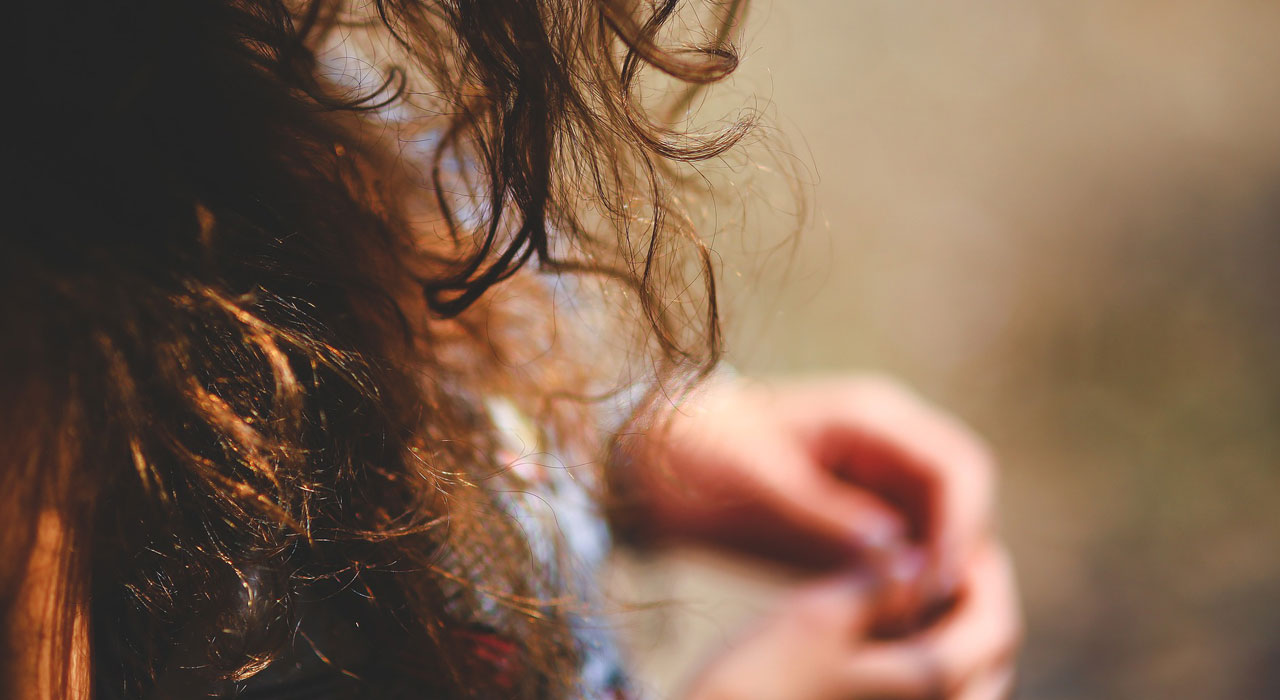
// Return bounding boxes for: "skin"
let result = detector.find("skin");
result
[627,375,1022,700]
[683,544,1019,700]
[15,375,1017,700]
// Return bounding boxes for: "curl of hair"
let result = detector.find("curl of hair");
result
[5,0,755,696]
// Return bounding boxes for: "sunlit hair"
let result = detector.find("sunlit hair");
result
[6,0,754,697]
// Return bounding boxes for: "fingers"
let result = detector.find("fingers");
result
[683,544,1019,700]
[683,572,885,700]
[781,468,911,558]
[783,570,882,632]
[802,377,996,597]
[700,443,913,569]
[841,543,1021,698]
[914,544,1020,690]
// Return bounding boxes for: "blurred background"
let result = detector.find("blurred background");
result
[609,1,1280,698]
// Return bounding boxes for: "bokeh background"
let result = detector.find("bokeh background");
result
[609,2,1280,698]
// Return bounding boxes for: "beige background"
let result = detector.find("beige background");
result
[612,2,1280,698]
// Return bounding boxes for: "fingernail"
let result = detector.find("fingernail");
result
[855,518,905,557]
[887,548,927,585]
[870,552,927,638]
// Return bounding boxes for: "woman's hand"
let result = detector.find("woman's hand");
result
[624,375,997,598]
[619,374,1020,697]
[684,542,1020,700]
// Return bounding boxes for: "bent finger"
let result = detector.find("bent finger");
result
[810,379,996,596]
[839,543,1020,697]
[780,471,911,560]
[920,543,1021,688]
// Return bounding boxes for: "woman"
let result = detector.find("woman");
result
[6,0,1019,698]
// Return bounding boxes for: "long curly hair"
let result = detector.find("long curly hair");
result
[4,0,754,697]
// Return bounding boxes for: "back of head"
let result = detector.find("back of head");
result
[6,1,750,696]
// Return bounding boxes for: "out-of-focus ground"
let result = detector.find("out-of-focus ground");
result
[609,2,1280,698]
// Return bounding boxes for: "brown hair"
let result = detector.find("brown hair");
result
[6,0,753,697]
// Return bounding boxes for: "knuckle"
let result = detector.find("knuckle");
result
[952,434,997,489]
[966,434,998,475]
